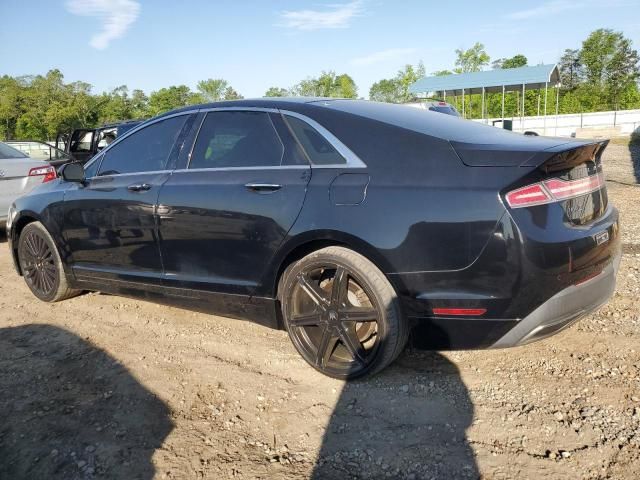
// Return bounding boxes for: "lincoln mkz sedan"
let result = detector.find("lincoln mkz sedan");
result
[6,98,620,379]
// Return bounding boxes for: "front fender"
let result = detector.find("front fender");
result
[8,183,69,276]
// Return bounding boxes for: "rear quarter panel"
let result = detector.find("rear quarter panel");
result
[286,107,529,275]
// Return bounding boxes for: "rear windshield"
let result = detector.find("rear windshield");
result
[0,142,28,159]
[428,106,460,117]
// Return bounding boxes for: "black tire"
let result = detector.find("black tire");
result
[18,222,80,302]
[279,246,408,379]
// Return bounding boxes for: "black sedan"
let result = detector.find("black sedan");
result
[6,98,620,379]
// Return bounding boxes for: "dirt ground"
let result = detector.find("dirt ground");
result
[1,141,639,480]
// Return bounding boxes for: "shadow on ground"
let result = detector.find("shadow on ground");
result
[0,324,173,479]
[312,350,478,479]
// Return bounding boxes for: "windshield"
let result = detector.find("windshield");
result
[429,106,460,117]
[0,142,28,159]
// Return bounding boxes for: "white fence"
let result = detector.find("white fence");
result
[475,109,640,137]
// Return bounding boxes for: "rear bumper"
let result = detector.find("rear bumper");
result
[395,205,620,350]
[490,249,620,348]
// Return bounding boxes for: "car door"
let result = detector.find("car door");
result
[62,114,190,284]
[67,129,96,163]
[156,109,311,296]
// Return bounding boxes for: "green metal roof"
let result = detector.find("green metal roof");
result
[409,64,560,96]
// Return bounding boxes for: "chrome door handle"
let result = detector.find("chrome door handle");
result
[244,183,282,192]
[127,183,152,192]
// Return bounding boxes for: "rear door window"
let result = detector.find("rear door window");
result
[189,111,284,169]
[283,115,346,166]
[97,115,187,176]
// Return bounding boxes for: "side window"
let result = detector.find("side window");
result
[83,155,101,178]
[269,113,309,166]
[98,115,186,176]
[284,115,346,166]
[95,127,117,151]
[189,111,284,169]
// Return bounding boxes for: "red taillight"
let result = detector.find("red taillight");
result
[432,308,487,316]
[543,174,603,200]
[506,173,604,209]
[28,165,57,183]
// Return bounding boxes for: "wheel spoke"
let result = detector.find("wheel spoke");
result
[25,234,38,258]
[315,326,338,368]
[340,306,378,323]
[289,312,322,327]
[41,269,53,292]
[35,269,44,290]
[330,266,348,307]
[298,274,328,308]
[338,324,367,364]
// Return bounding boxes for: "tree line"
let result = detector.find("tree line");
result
[0,28,638,141]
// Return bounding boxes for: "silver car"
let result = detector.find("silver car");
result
[0,142,57,228]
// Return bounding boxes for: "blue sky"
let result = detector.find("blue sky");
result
[1,0,639,98]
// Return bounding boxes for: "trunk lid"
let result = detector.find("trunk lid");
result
[0,157,53,214]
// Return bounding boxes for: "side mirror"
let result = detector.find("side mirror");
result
[60,162,85,183]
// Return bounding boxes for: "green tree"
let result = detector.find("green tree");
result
[368,62,425,103]
[454,43,490,73]
[492,54,527,69]
[148,85,198,116]
[130,89,149,118]
[292,71,358,98]
[97,85,132,124]
[432,69,453,76]
[0,75,24,140]
[559,49,583,90]
[502,54,528,69]
[396,62,425,102]
[580,29,640,107]
[197,79,229,102]
[369,79,401,103]
[223,86,243,100]
[196,79,243,102]
[264,87,289,97]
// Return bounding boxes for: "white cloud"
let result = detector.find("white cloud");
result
[278,0,364,31]
[350,48,417,66]
[66,0,141,49]
[505,0,581,20]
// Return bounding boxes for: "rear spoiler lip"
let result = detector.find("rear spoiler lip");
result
[521,139,609,170]
[449,138,609,168]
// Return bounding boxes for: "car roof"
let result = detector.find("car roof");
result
[152,98,588,151]
[154,97,336,117]
[99,120,144,129]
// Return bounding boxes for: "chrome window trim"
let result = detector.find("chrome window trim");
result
[83,105,366,177]
[86,169,173,180]
[174,165,309,173]
[98,110,197,157]
[280,110,366,168]
[190,106,367,170]
[83,152,104,180]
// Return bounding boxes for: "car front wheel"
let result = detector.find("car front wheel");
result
[18,221,80,302]
[279,246,408,379]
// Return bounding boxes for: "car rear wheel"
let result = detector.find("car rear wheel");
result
[279,246,408,379]
[18,222,80,302]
